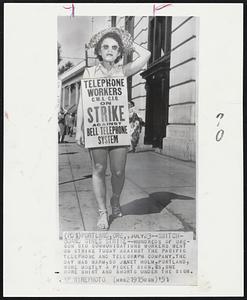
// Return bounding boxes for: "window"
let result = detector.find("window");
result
[148,17,172,63]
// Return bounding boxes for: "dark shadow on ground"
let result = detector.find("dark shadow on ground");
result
[59,175,92,185]
[59,173,110,185]
[59,152,79,155]
[59,141,76,144]
[109,192,194,224]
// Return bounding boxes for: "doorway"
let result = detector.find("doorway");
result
[141,16,172,148]
[143,65,170,148]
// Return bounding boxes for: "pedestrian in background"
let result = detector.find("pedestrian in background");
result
[128,100,145,153]
[76,27,151,230]
[66,113,75,137]
[58,109,66,143]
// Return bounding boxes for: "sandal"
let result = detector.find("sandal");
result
[110,194,123,218]
[97,209,109,230]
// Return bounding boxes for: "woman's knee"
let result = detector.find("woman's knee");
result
[93,163,106,177]
[112,169,125,179]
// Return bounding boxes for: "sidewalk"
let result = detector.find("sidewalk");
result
[59,135,196,238]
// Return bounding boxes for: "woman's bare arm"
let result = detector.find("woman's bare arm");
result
[123,43,151,77]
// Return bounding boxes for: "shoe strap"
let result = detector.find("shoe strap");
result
[98,209,108,216]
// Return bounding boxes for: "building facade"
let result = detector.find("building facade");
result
[114,16,198,161]
[113,16,151,150]
[59,61,86,111]
[163,17,197,161]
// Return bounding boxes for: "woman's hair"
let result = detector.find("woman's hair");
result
[94,32,124,64]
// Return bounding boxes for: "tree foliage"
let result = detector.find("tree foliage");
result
[57,42,62,65]
[58,61,74,75]
[65,61,74,69]
[57,42,74,75]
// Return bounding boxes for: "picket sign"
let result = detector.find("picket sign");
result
[81,76,131,148]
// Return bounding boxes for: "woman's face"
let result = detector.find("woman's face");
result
[99,37,120,63]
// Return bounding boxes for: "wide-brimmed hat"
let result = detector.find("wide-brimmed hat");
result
[87,27,134,54]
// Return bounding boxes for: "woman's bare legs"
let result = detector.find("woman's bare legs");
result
[89,146,128,225]
[109,146,128,217]
[89,147,108,229]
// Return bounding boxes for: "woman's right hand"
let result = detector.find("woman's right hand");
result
[76,132,85,148]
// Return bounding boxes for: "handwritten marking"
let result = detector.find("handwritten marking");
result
[153,3,172,16]
[63,3,75,17]
[216,129,224,142]
[216,113,224,142]
[216,112,224,127]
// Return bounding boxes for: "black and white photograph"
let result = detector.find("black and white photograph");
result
[58,16,197,233]
[57,15,198,285]
[4,3,243,296]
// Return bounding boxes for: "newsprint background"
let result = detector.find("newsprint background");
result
[4,3,243,297]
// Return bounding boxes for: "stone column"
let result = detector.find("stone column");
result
[62,87,65,109]
[75,82,79,104]
[68,85,71,106]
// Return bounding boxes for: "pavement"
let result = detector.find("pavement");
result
[59,135,196,239]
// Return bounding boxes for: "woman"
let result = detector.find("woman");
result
[76,27,151,230]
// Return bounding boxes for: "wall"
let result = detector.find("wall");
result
[131,16,149,122]
[162,17,198,161]
[115,16,149,149]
